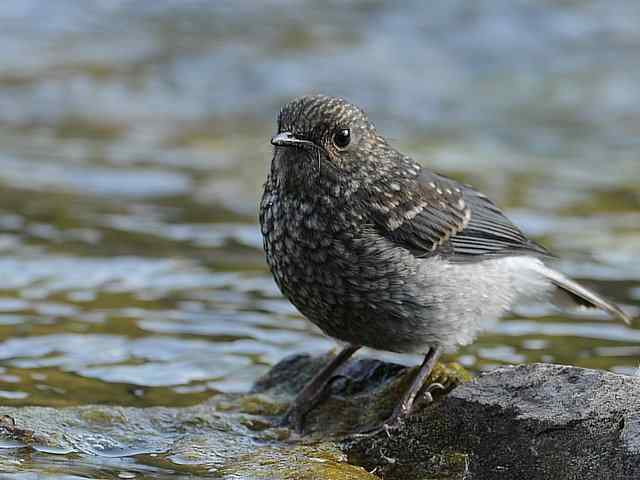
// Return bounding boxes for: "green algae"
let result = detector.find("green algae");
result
[213,443,378,480]
[236,392,288,416]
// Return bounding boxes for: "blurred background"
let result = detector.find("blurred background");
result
[0,0,638,474]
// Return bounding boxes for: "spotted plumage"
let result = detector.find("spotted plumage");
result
[260,95,631,433]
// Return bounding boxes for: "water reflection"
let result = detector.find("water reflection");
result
[0,0,638,477]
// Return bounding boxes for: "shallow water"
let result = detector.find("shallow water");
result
[0,0,639,477]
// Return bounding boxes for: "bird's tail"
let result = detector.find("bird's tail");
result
[537,265,631,325]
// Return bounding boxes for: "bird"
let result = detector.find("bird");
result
[259,94,631,434]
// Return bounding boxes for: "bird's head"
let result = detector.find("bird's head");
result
[270,95,400,194]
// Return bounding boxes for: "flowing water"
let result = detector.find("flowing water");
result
[0,1,639,477]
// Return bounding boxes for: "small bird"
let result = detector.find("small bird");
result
[259,95,631,434]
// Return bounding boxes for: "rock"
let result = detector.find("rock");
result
[252,353,469,439]
[256,354,640,479]
[0,353,638,479]
[0,379,377,479]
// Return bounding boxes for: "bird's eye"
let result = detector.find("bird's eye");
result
[333,128,351,149]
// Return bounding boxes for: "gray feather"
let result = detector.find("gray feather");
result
[538,265,631,324]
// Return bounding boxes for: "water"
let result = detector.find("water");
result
[0,0,638,477]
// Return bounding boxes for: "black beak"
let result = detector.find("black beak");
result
[271,132,309,147]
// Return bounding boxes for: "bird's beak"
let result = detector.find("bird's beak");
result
[271,132,308,147]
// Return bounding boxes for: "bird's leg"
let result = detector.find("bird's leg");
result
[280,344,361,433]
[355,345,443,437]
[393,345,443,418]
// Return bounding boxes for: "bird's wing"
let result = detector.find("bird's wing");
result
[368,169,550,260]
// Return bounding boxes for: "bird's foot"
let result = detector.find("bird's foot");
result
[351,415,404,439]
[415,381,446,408]
[274,373,346,434]
[275,403,308,434]
[351,381,446,439]
[274,345,361,435]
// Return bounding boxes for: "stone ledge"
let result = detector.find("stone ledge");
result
[1,354,639,479]
[257,354,640,479]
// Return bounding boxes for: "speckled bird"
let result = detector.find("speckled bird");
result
[259,95,631,433]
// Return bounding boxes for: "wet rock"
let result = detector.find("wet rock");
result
[0,385,376,479]
[1,353,638,479]
[257,354,640,479]
[252,353,466,440]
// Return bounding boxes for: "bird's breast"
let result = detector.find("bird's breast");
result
[259,186,416,326]
[260,190,357,288]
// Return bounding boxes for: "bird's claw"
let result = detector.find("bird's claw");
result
[418,381,446,406]
[274,405,307,434]
[351,416,404,439]
[350,380,445,439]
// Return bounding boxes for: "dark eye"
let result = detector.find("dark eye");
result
[333,128,351,149]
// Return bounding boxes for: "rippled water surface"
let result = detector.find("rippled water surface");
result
[0,1,639,477]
